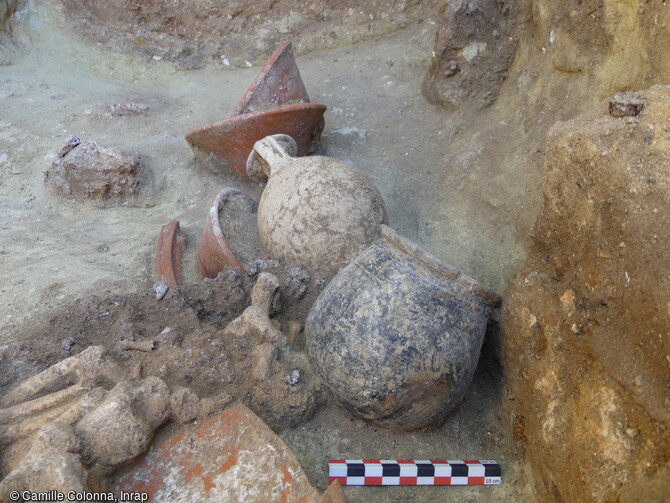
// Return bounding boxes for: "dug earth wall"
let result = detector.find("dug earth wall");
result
[502,86,670,502]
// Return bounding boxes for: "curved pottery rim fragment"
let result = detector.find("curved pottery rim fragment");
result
[197,187,259,277]
[232,40,311,116]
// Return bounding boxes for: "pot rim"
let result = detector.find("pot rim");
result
[185,103,327,137]
[381,224,460,280]
[207,187,248,270]
[380,225,502,308]
[185,103,327,178]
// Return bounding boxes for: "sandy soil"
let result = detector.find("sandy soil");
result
[1,3,451,332]
[0,2,542,335]
[1,3,539,501]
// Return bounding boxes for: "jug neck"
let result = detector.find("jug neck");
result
[246,134,297,178]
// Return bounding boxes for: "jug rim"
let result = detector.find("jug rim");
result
[381,224,460,281]
[380,225,502,308]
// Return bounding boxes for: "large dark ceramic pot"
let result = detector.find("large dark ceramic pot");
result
[305,225,500,431]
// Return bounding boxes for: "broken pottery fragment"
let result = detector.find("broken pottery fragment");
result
[45,139,142,200]
[186,41,326,178]
[196,187,264,278]
[306,225,501,431]
[116,402,346,503]
[232,40,311,116]
[248,134,388,276]
[187,104,326,178]
[155,220,186,287]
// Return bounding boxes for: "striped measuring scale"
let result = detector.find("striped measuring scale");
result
[329,459,502,486]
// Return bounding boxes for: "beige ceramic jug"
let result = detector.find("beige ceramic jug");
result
[247,134,388,276]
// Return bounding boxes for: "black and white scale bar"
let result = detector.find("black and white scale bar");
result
[329,459,501,486]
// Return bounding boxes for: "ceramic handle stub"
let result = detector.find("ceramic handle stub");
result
[246,134,298,179]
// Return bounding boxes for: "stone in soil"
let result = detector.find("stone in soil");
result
[45,139,143,201]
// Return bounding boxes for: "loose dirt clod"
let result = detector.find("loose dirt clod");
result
[609,92,644,117]
[45,140,143,201]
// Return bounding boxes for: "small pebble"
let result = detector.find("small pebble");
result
[444,60,460,77]
[153,279,169,300]
[62,337,75,351]
[609,92,644,118]
[285,264,311,300]
[254,258,281,274]
[285,369,301,386]
[56,135,81,158]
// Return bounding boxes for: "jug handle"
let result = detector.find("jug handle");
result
[246,134,297,179]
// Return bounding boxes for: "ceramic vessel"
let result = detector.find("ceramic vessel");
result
[247,134,388,276]
[185,41,326,178]
[305,225,501,431]
[185,104,325,178]
[155,220,186,286]
[197,188,259,277]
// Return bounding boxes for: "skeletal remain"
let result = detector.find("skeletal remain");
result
[225,272,287,346]
[284,320,304,345]
[0,347,130,446]
[251,343,279,381]
[0,272,302,495]
[116,339,155,352]
[0,343,239,490]
[169,385,201,424]
[0,387,104,446]
[0,383,87,425]
[0,423,88,500]
[76,377,170,473]
[1,345,125,408]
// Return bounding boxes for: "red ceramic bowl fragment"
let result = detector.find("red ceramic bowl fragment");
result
[155,220,186,286]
